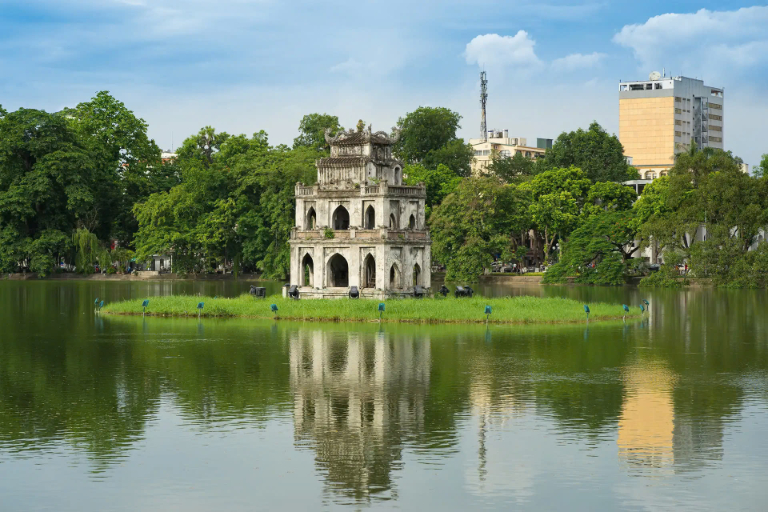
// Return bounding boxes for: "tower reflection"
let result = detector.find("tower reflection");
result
[289,328,431,502]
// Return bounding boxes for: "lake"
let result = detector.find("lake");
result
[1,280,766,511]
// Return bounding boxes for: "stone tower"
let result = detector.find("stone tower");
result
[289,125,431,298]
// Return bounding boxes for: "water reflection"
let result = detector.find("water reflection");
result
[289,328,430,502]
[617,364,676,473]
[1,281,767,510]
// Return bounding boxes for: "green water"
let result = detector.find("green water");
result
[0,281,766,511]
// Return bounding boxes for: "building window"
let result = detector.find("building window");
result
[675,108,682,114]
[709,103,722,110]
[710,136,722,143]
[675,97,682,103]
[709,125,722,132]
[710,114,722,121]
[675,131,682,137]
[675,120,682,126]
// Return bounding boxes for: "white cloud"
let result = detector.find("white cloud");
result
[551,52,606,72]
[464,31,542,72]
[613,7,768,71]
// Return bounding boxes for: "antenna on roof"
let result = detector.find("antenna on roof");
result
[480,71,488,142]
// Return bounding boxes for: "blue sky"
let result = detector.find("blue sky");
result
[1,1,766,167]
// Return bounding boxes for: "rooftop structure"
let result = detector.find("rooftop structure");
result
[469,129,545,175]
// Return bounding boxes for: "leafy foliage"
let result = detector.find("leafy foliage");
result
[394,107,473,177]
[403,164,461,217]
[430,177,529,280]
[542,122,638,182]
[293,113,342,151]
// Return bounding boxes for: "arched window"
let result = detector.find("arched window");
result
[394,167,402,185]
[389,213,398,230]
[301,253,314,287]
[413,264,421,286]
[327,254,349,287]
[408,214,416,230]
[363,254,376,289]
[365,205,375,229]
[389,264,401,289]
[332,205,349,230]
[306,207,316,230]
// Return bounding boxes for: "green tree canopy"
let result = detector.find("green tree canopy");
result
[522,166,592,262]
[403,163,461,216]
[430,177,530,280]
[0,108,102,274]
[487,151,536,183]
[544,122,638,182]
[754,153,768,178]
[394,107,473,177]
[293,113,343,152]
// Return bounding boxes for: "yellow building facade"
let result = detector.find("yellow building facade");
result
[619,97,676,175]
[619,74,724,180]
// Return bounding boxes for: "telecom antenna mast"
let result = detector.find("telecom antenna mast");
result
[480,71,488,141]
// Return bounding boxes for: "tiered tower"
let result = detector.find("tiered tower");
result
[289,125,431,298]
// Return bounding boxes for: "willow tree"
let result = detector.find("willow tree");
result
[72,228,109,273]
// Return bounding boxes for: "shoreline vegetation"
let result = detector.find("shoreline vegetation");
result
[102,295,641,325]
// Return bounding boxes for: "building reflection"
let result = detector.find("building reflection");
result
[617,362,728,475]
[617,363,676,472]
[289,328,431,502]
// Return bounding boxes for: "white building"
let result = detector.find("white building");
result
[469,130,545,175]
[289,126,431,298]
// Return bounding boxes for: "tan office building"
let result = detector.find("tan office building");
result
[619,74,724,180]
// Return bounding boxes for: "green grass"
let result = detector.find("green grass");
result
[102,294,641,325]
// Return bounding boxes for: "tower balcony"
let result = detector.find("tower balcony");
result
[290,228,430,242]
[295,181,426,199]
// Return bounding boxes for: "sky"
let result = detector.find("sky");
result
[1,1,766,168]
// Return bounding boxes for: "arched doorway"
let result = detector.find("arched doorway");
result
[408,214,416,230]
[365,205,375,229]
[327,254,349,287]
[389,213,398,230]
[363,254,376,289]
[332,206,349,230]
[301,253,314,287]
[413,263,421,286]
[389,264,401,289]
[306,207,316,230]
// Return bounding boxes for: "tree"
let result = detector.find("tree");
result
[293,113,343,152]
[402,164,461,216]
[487,152,535,183]
[430,177,529,280]
[583,181,636,219]
[754,153,768,178]
[67,91,165,245]
[544,210,640,285]
[522,167,592,263]
[394,107,473,177]
[421,139,474,178]
[544,122,638,182]
[176,126,230,168]
[0,108,100,273]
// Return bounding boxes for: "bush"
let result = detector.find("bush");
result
[106,266,117,274]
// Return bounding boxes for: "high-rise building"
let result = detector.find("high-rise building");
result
[619,73,724,180]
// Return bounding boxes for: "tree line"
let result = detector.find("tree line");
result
[1,93,765,283]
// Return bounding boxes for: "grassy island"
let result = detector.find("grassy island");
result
[102,295,640,325]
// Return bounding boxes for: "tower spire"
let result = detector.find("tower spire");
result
[480,71,488,141]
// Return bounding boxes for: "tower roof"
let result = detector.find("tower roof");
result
[324,125,399,147]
